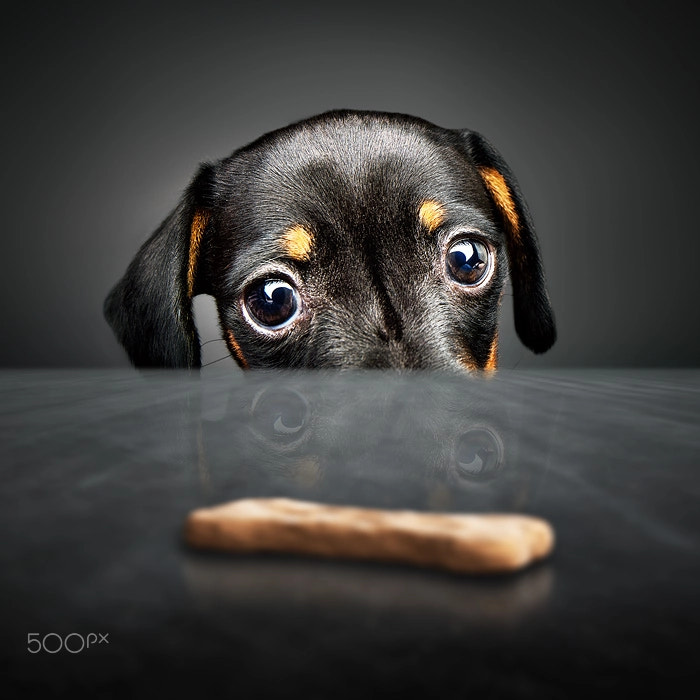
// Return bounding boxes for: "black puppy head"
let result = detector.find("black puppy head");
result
[105,110,555,370]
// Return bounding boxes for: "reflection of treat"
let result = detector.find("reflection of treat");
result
[184,498,554,574]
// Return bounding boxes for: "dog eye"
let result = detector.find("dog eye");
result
[445,239,490,286]
[245,279,300,329]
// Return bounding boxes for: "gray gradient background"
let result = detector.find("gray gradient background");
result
[2,1,698,368]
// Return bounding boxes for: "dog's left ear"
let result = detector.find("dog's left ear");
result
[457,130,556,354]
[104,164,217,368]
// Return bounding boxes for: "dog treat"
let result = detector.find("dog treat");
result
[184,498,554,574]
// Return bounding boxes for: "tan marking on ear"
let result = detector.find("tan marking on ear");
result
[281,224,314,262]
[478,167,520,241]
[225,329,249,369]
[418,200,446,233]
[485,332,499,372]
[188,210,209,297]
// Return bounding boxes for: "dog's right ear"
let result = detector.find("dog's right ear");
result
[104,163,217,368]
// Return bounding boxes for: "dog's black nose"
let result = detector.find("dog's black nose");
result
[356,337,446,371]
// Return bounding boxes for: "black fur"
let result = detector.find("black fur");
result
[105,110,556,370]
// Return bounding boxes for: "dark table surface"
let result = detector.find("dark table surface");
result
[1,367,699,697]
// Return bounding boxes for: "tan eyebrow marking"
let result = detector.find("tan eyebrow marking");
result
[281,224,314,262]
[188,210,209,297]
[418,200,446,233]
[477,167,520,241]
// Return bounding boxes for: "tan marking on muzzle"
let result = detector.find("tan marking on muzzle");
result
[458,351,478,372]
[485,331,499,372]
[225,329,249,369]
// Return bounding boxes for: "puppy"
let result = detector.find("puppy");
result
[104,110,555,370]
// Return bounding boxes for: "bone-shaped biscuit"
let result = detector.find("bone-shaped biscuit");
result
[184,498,554,574]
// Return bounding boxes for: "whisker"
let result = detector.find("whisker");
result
[202,354,233,367]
